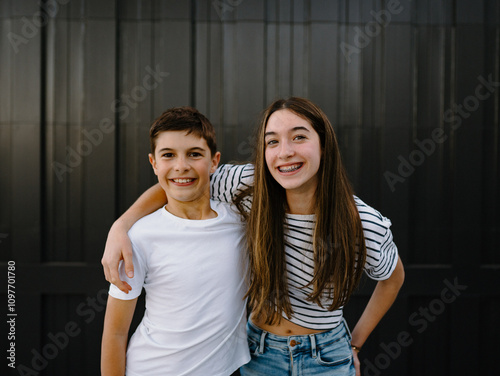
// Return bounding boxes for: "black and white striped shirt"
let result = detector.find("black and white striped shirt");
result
[211,164,398,330]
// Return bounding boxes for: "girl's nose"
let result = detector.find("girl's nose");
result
[278,141,295,159]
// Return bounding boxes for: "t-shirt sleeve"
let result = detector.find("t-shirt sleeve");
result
[356,197,399,281]
[108,240,147,300]
[210,163,254,206]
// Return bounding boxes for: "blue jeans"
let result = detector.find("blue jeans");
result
[240,318,355,376]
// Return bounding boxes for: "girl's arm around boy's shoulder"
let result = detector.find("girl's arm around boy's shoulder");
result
[102,183,166,293]
[101,296,139,376]
[210,163,255,203]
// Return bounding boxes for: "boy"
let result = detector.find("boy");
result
[101,107,250,376]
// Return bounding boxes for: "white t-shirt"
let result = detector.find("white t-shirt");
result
[109,200,250,376]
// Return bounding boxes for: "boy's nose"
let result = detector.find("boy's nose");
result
[174,157,190,171]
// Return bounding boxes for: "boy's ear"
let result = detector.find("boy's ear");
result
[210,151,221,173]
[149,153,158,175]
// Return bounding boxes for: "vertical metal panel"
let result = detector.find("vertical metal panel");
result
[235,0,265,21]
[193,13,224,133]
[407,295,452,375]
[309,22,340,122]
[7,7,43,263]
[291,21,309,97]
[221,22,264,161]
[451,22,485,270]
[15,293,43,374]
[235,21,265,148]
[45,4,117,262]
[118,8,156,212]
[411,25,452,264]
[0,13,14,261]
[310,0,341,22]
[265,22,279,100]
[45,11,85,262]
[40,293,105,375]
[379,23,413,258]
[152,20,191,109]
[207,21,224,130]
[154,0,191,20]
[479,297,500,374]
[221,20,265,162]
[277,23,293,97]
[450,297,479,375]
[1,3,44,374]
[481,0,500,263]
[82,17,117,261]
[2,1,499,375]
[195,21,210,113]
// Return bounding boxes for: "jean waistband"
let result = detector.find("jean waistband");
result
[247,317,351,356]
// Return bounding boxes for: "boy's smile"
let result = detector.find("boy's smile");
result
[170,178,195,185]
[149,131,220,219]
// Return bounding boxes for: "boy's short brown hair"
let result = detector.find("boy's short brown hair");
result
[149,107,217,155]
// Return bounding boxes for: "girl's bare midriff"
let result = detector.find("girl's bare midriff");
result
[251,314,325,336]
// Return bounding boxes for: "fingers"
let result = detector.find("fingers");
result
[101,255,114,285]
[110,279,132,294]
[122,247,134,279]
[108,259,132,294]
[101,222,135,294]
[102,253,132,294]
[352,350,361,376]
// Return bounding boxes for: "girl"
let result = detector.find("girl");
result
[102,98,404,375]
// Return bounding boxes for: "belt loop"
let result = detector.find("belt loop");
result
[309,334,317,358]
[342,318,352,340]
[258,330,268,354]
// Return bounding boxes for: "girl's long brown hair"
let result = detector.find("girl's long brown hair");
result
[235,97,367,325]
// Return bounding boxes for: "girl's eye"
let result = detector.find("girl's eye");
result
[293,135,306,141]
[266,139,277,146]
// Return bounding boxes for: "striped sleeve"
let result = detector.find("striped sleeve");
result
[355,196,399,281]
[210,164,254,207]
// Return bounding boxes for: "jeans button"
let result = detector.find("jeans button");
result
[290,340,297,347]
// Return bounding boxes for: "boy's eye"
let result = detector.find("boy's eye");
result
[189,152,202,157]
[162,153,174,158]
